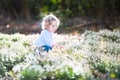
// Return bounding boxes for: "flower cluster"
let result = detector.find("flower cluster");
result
[0,29,120,80]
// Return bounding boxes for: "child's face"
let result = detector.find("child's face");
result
[48,20,58,32]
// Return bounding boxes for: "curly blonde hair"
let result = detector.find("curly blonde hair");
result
[41,14,60,29]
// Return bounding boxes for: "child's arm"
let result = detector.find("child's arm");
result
[52,43,64,49]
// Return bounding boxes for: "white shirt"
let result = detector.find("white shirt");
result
[34,30,53,47]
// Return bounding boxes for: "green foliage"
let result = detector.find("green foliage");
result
[81,30,120,78]
[1,55,25,72]
[21,68,40,80]
[31,0,120,19]
[23,42,31,47]
[0,33,33,73]
[1,0,120,20]
[55,66,83,80]
[80,30,120,55]
[0,62,6,77]
[0,30,120,79]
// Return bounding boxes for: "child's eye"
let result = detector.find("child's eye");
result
[52,25,56,27]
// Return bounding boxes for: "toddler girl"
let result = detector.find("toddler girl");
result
[34,14,60,54]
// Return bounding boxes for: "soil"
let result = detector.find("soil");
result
[0,18,119,34]
[0,19,41,34]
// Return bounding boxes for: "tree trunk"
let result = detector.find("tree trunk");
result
[21,0,31,20]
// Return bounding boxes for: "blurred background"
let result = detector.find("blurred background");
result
[0,0,120,34]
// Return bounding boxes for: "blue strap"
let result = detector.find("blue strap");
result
[42,45,52,52]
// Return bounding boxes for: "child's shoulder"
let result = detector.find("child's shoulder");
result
[41,30,47,33]
[42,30,52,34]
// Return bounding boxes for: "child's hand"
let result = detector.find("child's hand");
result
[56,44,64,49]
[53,43,64,49]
